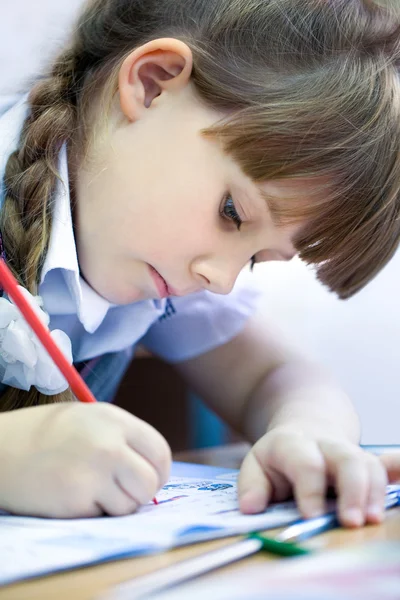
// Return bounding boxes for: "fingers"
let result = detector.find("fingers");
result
[289,448,327,519]
[250,430,328,519]
[325,447,369,527]
[267,434,327,519]
[239,430,390,529]
[115,445,160,508]
[238,433,328,518]
[87,405,172,515]
[365,454,388,524]
[118,408,172,489]
[321,442,387,527]
[267,434,387,526]
[238,450,273,514]
[93,433,166,516]
[380,453,400,483]
[97,478,140,517]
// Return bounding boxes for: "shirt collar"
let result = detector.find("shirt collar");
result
[37,144,111,333]
[1,98,161,335]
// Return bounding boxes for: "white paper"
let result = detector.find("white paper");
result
[2,463,397,588]
[0,462,302,586]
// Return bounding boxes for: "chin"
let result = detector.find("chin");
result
[87,278,145,305]
[81,264,147,305]
[106,288,147,305]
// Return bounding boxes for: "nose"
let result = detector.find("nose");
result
[193,260,240,295]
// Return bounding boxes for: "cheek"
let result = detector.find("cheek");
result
[146,217,213,265]
[146,189,221,252]
[109,154,224,259]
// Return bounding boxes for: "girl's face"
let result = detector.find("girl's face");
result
[75,84,304,305]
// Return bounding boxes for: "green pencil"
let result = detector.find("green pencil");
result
[102,532,311,599]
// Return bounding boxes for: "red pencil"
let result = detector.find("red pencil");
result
[0,258,96,403]
[0,258,158,505]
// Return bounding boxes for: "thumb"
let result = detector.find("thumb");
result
[237,450,272,514]
[380,453,400,483]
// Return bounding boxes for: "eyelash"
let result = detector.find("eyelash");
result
[221,195,257,271]
[221,195,242,231]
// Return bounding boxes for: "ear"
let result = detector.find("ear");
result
[118,38,193,121]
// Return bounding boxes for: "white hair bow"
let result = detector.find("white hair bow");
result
[0,286,72,395]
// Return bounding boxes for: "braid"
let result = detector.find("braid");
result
[1,50,78,290]
[0,49,79,410]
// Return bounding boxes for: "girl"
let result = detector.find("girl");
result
[0,0,399,523]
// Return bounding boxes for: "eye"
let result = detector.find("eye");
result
[250,255,257,271]
[220,195,242,231]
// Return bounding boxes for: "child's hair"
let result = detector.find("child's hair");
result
[1,0,400,409]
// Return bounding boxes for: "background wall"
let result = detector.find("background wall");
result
[252,256,400,444]
[1,0,399,445]
[0,1,84,95]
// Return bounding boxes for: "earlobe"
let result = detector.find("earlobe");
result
[118,39,193,121]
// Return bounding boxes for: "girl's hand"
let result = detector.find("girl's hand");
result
[380,452,400,484]
[0,403,171,518]
[238,427,388,527]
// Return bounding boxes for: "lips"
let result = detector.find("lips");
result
[149,265,173,298]
[148,265,201,298]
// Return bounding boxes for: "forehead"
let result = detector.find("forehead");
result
[257,176,332,225]
[259,176,331,200]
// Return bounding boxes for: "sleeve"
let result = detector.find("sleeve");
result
[141,270,262,363]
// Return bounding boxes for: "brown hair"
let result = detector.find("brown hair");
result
[1,0,400,409]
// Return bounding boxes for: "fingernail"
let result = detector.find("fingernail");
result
[367,505,383,523]
[240,490,266,514]
[342,508,363,527]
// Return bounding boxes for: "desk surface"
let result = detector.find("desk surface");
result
[1,443,399,600]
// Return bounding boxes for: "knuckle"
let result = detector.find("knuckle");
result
[61,405,92,434]
[344,451,364,466]
[368,456,388,485]
[269,429,301,451]
[306,453,326,472]
[92,441,125,467]
[94,402,119,417]
[339,444,365,462]
[89,403,122,429]
[365,452,383,469]
[331,447,365,472]
[294,454,325,479]
[339,449,386,482]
